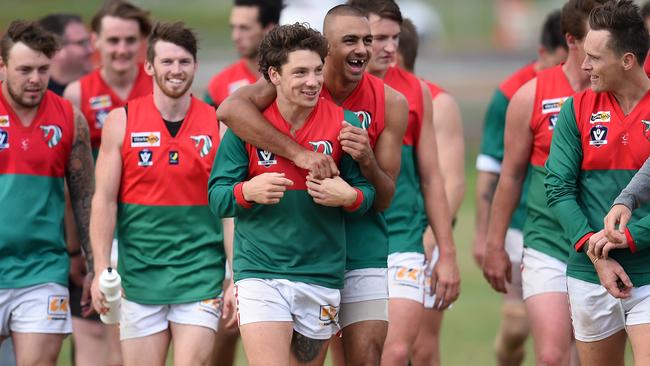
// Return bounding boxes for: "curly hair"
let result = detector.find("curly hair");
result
[1,20,60,62]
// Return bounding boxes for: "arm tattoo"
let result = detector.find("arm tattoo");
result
[291,331,325,363]
[66,111,95,273]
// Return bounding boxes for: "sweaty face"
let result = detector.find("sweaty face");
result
[61,22,93,74]
[582,29,622,93]
[146,41,196,99]
[326,15,373,83]
[1,42,51,109]
[95,16,143,74]
[230,6,266,59]
[367,14,400,76]
[271,50,324,110]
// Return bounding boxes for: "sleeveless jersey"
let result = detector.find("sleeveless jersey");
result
[546,89,650,285]
[0,88,75,288]
[524,65,576,261]
[79,64,152,153]
[321,72,388,269]
[423,79,444,100]
[208,99,375,289]
[383,66,427,254]
[205,59,258,107]
[118,95,224,304]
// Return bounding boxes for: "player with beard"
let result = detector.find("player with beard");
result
[205,0,283,108]
[90,22,226,366]
[64,0,153,158]
[344,1,460,364]
[215,5,409,364]
[0,20,94,366]
[483,1,605,364]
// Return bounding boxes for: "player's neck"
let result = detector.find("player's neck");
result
[49,64,82,86]
[153,87,192,122]
[368,67,387,80]
[101,65,139,96]
[611,69,650,115]
[562,53,590,92]
[324,68,360,105]
[1,83,39,126]
[275,94,313,134]
[243,57,261,78]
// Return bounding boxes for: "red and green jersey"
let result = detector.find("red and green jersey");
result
[383,66,427,254]
[478,63,536,230]
[546,88,650,285]
[524,65,576,261]
[118,95,225,304]
[205,59,258,107]
[321,72,387,270]
[0,88,74,289]
[208,99,375,289]
[79,64,152,154]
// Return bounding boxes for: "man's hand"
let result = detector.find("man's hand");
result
[589,229,628,259]
[593,256,633,299]
[604,204,632,243]
[429,253,460,310]
[292,150,338,179]
[242,173,293,204]
[80,271,96,318]
[90,269,108,315]
[472,237,487,268]
[339,121,373,167]
[481,242,511,293]
[306,175,357,207]
[221,280,238,329]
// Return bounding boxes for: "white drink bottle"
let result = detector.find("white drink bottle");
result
[99,267,121,324]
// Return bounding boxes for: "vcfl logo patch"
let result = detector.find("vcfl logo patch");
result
[256,148,277,167]
[589,125,608,147]
[138,149,153,166]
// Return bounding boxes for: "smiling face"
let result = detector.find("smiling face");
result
[582,29,622,93]
[1,42,51,109]
[95,16,144,74]
[146,40,196,99]
[270,49,324,110]
[367,13,400,76]
[325,15,373,83]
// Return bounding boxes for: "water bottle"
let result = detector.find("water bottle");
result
[99,267,121,324]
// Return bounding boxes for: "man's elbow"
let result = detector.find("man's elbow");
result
[373,184,396,212]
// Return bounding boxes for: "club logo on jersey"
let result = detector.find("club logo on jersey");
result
[590,111,611,123]
[354,110,372,130]
[541,97,568,114]
[47,295,69,320]
[0,115,9,127]
[190,135,213,158]
[621,132,630,146]
[89,95,112,110]
[589,124,608,147]
[309,140,333,155]
[95,109,109,129]
[257,149,277,167]
[394,266,421,287]
[228,79,251,95]
[169,151,179,165]
[131,132,161,147]
[41,125,62,148]
[548,114,558,130]
[0,129,8,150]
[319,305,339,326]
[138,149,153,167]
[642,120,650,141]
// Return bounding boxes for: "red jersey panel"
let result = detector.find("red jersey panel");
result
[80,64,152,149]
[529,65,576,167]
[574,89,650,170]
[500,62,537,100]
[0,88,74,177]
[321,72,386,147]
[119,95,219,206]
[423,79,445,100]
[384,66,424,147]
[206,59,258,107]
[246,100,346,190]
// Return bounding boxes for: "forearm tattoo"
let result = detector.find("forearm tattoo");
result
[66,112,95,273]
[291,331,325,363]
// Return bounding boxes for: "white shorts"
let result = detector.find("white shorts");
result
[0,283,72,336]
[522,247,567,300]
[568,277,650,342]
[505,229,524,263]
[424,247,440,309]
[387,252,425,304]
[120,295,222,340]
[339,268,388,327]
[235,278,340,340]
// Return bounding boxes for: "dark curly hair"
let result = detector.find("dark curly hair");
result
[1,20,60,62]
